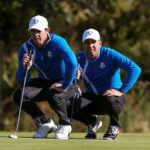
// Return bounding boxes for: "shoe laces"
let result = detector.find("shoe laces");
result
[106,126,118,135]
[37,124,49,134]
[88,121,101,133]
[87,125,96,135]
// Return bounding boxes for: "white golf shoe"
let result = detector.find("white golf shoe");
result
[33,119,57,138]
[55,125,72,140]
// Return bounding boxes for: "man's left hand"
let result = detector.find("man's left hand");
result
[102,89,124,96]
[49,83,66,93]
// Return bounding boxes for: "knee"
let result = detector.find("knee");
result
[48,89,64,101]
[107,96,124,114]
[105,96,114,106]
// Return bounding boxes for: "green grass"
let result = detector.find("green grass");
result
[0,132,150,150]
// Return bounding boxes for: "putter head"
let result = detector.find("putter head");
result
[9,134,18,139]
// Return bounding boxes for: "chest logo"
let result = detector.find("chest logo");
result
[99,62,105,69]
[47,51,52,58]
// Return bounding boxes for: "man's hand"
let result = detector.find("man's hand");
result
[76,67,82,80]
[49,83,66,93]
[23,52,33,70]
[102,89,124,96]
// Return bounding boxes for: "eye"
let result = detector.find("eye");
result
[30,29,41,34]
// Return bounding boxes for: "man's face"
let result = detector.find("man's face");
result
[83,39,102,60]
[29,28,49,48]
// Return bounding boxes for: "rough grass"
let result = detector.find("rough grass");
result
[0,132,150,150]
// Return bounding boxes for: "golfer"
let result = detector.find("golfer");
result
[68,28,142,140]
[13,15,78,140]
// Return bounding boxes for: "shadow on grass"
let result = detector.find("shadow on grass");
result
[0,135,103,140]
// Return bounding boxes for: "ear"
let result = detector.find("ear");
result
[98,40,102,46]
[45,27,50,33]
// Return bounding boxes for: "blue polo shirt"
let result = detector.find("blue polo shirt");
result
[16,33,78,89]
[76,46,141,94]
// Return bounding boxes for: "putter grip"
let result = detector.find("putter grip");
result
[26,50,32,70]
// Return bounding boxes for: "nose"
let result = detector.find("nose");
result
[33,31,39,35]
[88,43,93,48]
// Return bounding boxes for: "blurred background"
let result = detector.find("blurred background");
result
[0,0,150,133]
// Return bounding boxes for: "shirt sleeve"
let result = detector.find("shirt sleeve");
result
[111,49,142,93]
[56,38,78,90]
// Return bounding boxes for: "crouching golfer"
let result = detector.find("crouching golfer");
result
[67,28,141,140]
[13,15,77,139]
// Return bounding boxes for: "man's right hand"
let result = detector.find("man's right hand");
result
[23,52,33,70]
[76,67,82,80]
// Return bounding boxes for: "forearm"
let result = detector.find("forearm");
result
[120,65,142,93]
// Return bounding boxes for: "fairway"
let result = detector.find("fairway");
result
[0,132,150,150]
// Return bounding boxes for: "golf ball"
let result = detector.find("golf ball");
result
[9,134,18,139]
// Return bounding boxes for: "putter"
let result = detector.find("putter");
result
[9,51,32,139]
